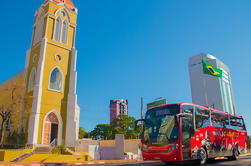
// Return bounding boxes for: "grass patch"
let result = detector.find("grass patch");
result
[0,149,33,162]
[22,154,93,162]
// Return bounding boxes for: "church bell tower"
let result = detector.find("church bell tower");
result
[23,0,80,147]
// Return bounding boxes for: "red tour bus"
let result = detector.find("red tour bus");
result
[135,102,249,165]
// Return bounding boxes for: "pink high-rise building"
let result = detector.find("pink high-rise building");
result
[110,99,128,123]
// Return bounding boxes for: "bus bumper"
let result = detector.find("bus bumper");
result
[142,150,181,162]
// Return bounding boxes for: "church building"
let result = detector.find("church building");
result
[0,0,80,147]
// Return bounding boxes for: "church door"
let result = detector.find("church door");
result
[43,112,59,145]
[50,123,58,144]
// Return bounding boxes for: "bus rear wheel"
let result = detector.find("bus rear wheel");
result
[199,147,207,165]
[228,147,239,160]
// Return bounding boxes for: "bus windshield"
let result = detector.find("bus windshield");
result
[142,104,179,146]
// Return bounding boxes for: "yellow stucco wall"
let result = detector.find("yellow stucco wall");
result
[23,46,40,126]
[0,72,25,144]
[37,43,72,144]
[0,1,78,146]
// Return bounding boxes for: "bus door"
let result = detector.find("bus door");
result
[181,105,195,160]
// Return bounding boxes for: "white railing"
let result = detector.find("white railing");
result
[50,139,57,149]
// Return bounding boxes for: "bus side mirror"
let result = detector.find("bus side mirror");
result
[133,121,138,130]
[134,119,145,130]
[177,113,192,118]
[190,128,195,137]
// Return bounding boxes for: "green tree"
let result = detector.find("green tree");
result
[79,127,88,139]
[90,124,112,140]
[111,114,141,139]
[90,115,141,140]
[0,88,22,146]
[248,137,251,151]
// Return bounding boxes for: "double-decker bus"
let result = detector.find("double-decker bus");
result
[135,103,249,165]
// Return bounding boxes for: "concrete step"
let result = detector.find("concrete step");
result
[34,146,52,154]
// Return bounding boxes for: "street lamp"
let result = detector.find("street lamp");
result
[155,96,163,100]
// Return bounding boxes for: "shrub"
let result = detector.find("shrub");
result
[52,145,71,155]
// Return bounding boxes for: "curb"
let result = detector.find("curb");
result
[68,159,142,165]
[240,153,251,156]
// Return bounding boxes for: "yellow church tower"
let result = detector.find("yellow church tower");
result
[22,0,80,147]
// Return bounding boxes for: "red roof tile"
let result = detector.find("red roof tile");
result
[44,0,75,11]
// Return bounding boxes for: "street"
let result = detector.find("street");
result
[72,154,251,166]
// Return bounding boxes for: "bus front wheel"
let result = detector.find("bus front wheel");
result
[199,147,207,165]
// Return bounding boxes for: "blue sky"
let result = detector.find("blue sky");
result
[0,0,251,134]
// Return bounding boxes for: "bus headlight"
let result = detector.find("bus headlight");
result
[168,144,178,152]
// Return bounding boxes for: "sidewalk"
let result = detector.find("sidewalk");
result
[68,153,251,165]
[0,159,143,166]
[1,153,250,166]
[68,159,143,165]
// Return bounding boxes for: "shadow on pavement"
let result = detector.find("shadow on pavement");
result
[163,158,230,166]
[45,163,67,166]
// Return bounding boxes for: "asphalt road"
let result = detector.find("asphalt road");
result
[74,154,251,166]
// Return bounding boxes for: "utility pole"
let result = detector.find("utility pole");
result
[141,97,143,129]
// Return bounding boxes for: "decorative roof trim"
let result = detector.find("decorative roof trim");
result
[47,14,77,27]
[47,41,72,51]
[43,0,78,14]
[55,7,71,23]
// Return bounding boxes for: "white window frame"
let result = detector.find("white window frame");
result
[53,16,62,42]
[53,11,69,44]
[54,54,63,62]
[48,66,64,93]
[61,19,69,44]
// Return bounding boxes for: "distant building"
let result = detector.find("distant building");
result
[110,99,128,122]
[189,54,236,115]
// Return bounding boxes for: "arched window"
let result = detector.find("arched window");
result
[49,67,63,91]
[54,17,62,42]
[53,10,69,44]
[28,68,36,92]
[62,20,68,44]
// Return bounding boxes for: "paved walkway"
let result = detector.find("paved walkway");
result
[0,153,250,166]
[0,159,142,166]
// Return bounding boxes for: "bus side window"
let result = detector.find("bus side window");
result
[211,112,228,128]
[182,105,195,136]
[195,107,210,129]
[236,119,243,130]
[211,113,221,128]
[230,118,237,130]
[230,116,245,130]
[182,105,193,115]
[241,118,247,131]
[225,116,231,129]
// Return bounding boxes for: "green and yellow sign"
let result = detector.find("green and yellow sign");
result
[147,99,166,110]
[202,59,222,77]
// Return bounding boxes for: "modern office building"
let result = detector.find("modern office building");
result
[110,99,128,122]
[188,54,236,115]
